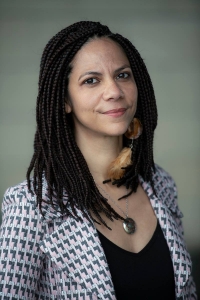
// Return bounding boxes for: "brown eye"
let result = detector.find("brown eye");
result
[84,78,98,84]
[117,72,129,79]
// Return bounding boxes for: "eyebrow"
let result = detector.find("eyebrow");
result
[78,64,131,81]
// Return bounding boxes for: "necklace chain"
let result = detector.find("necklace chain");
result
[95,183,128,218]
[95,181,136,234]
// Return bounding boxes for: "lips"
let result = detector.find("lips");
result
[103,108,127,117]
[103,108,126,114]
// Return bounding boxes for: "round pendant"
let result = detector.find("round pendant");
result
[123,217,136,234]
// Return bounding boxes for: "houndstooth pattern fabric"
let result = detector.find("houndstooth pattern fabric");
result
[0,165,197,299]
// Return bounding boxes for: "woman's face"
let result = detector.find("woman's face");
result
[66,37,138,139]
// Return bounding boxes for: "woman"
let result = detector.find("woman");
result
[0,21,197,299]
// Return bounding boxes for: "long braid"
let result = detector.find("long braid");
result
[27,21,158,228]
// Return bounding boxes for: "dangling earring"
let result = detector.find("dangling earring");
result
[124,118,143,140]
[107,118,143,181]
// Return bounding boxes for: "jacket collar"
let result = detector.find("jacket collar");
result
[39,178,116,299]
[40,207,116,299]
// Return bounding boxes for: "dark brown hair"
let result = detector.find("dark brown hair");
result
[27,21,157,227]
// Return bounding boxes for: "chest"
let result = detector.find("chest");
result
[97,221,176,300]
[94,185,157,253]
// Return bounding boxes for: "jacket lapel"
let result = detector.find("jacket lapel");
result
[39,206,116,299]
[140,176,192,299]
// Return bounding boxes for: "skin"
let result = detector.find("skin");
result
[66,38,157,253]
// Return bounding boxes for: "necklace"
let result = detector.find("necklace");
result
[96,183,136,234]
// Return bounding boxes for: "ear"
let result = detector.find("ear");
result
[65,101,72,113]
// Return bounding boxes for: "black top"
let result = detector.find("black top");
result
[97,220,176,300]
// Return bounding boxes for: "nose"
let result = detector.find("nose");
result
[102,79,123,101]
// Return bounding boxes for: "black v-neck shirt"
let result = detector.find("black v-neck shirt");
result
[97,220,176,300]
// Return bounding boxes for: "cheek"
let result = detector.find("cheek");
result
[128,85,138,104]
[71,100,93,116]
[126,81,138,97]
[68,87,95,114]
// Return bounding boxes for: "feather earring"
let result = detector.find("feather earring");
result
[107,118,143,181]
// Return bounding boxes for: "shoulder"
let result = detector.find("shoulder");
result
[2,177,66,224]
[140,163,177,199]
[152,164,184,217]
[1,179,48,250]
[1,179,45,227]
[153,164,177,195]
[2,179,36,213]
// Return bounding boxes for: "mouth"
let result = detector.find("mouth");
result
[103,108,127,117]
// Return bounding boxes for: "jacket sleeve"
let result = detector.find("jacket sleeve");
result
[171,180,197,300]
[157,165,197,299]
[0,184,45,299]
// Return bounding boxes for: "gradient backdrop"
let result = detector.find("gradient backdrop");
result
[0,0,199,295]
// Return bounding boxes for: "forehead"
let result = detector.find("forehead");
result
[70,37,130,71]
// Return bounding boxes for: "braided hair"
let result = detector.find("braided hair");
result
[27,21,157,227]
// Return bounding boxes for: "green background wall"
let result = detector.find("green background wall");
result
[0,0,199,295]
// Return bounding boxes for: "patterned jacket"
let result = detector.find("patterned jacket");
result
[0,165,197,299]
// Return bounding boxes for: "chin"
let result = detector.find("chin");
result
[107,128,129,137]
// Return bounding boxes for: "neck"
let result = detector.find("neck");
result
[75,131,123,183]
